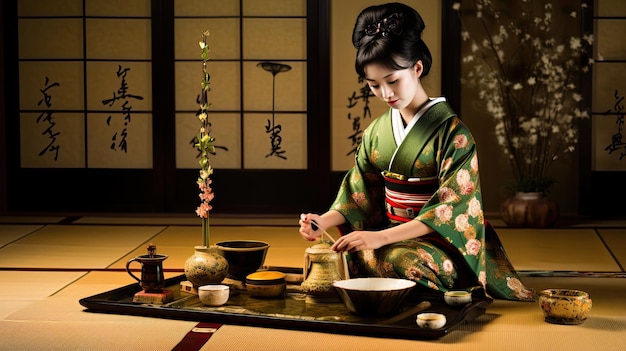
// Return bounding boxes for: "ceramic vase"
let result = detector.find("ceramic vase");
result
[500,192,559,227]
[184,245,229,287]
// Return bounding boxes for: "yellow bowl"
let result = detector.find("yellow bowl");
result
[246,271,286,298]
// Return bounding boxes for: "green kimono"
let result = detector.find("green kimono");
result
[331,100,535,301]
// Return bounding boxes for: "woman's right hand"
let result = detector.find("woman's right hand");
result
[299,213,323,241]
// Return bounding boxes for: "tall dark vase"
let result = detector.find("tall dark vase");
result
[500,192,559,227]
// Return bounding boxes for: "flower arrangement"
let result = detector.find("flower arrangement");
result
[454,0,594,194]
[195,30,216,247]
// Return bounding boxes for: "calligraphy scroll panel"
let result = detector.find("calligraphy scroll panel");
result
[243,61,306,112]
[591,64,626,172]
[243,113,307,169]
[19,62,84,110]
[330,0,441,172]
[20,112,86,168]
[19,61,85,168]
[86,112,153,169]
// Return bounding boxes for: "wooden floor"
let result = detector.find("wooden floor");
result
[1,214,625,351]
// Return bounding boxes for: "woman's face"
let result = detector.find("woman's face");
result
[364,61,423,114]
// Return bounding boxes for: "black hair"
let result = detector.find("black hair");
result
[352,2,432,78]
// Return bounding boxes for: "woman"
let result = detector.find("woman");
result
[299,2,535,301]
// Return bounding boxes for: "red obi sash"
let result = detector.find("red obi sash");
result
[382,171,438,222]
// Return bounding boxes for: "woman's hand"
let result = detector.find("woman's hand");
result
[299,213,323,241]
[331,230,387,252]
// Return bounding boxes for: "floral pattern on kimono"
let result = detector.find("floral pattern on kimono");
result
[331,103,535,301]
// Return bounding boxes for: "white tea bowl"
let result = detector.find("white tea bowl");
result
[416,312,446,329]
[198,284,230,306]
[444,290,472,307]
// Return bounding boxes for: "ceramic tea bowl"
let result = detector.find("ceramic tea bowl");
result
[444,290,472,307]
[198,284,230,306]
[332,277,416,316]
[245,271,286,298]
[215,240,270,281]
[538,288,592,325]
[416,312,447,329]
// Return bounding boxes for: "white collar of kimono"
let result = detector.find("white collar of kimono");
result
[391,97,446,145]
[389,97,446,170]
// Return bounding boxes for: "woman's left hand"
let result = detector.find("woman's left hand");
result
[331,230,386,252]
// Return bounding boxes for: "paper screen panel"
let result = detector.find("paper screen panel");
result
[594,20,626,60]
[175,112,242,169]
[18,19,83,59]
[242,18,306,60]
[242,0,306,16]
[596,0,626,16]
[174,18,240,60]
[175,61,241,111]
[17,0,83,16]
[85,0,151,16]
[174,0,239,16]
[86,19,151,60]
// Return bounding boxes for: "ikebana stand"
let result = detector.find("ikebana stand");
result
[80,269,491,341]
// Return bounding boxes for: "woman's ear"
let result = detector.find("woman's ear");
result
[414,61,424,78]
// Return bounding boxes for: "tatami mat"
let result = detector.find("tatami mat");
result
[0,225,166,269]
[0,217,625,351]
[597,229,626,271]
[110,225,316,270]
[0,225,43,247]
[496,228,621,272]
[0,271,86,319]
[74,214,300,226]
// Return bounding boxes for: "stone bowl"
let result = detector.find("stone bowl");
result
[198,284,230,306]
[538,288,592,325]
[215,240,270,281]
[332,277,416,316]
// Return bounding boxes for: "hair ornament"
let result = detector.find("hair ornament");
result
[364,13,401,37]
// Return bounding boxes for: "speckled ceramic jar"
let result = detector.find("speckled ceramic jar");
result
[184,246,229,287]
[538,289,592,325]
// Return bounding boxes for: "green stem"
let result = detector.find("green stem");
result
[202,216,210,247]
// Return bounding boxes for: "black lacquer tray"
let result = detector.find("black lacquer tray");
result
[79,272,491,340]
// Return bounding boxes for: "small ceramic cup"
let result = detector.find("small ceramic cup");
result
[198,284,230,306]
[416,313,446,329]
[444,290,472,307]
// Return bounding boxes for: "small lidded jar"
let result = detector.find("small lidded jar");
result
[245,271,286,298]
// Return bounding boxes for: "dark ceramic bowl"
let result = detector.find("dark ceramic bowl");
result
[332,277,416,316]
[215,240,270,281]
